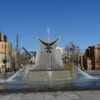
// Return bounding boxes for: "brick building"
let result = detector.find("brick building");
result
[78,44,100,70]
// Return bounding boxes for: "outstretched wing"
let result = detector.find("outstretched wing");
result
[49,38,59,46]
[38,39,48,46]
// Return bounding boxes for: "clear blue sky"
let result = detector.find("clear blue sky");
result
[0,0,100,51]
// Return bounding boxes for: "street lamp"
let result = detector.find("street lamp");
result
[3,35,7,77]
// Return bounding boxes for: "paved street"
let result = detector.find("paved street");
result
[0,91,100,100]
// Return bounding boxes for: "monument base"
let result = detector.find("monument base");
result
[24,67,76,82]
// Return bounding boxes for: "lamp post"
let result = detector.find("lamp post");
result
[3,42,7,77]
[3,35,7,77]
[5,42,7,77]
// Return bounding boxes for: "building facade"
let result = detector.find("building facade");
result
[0,33,12,72]
[78,44,100,70]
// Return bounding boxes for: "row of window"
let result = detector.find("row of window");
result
[1,44,10,49]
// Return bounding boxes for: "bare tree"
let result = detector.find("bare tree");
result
[64,42,81,66]
[19,52,30,65]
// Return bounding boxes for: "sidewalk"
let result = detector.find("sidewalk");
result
[0,71,15,80]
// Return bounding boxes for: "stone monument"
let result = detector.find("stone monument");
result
[24,37,76,82]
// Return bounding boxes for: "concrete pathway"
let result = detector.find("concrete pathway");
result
[0,91,100,100]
